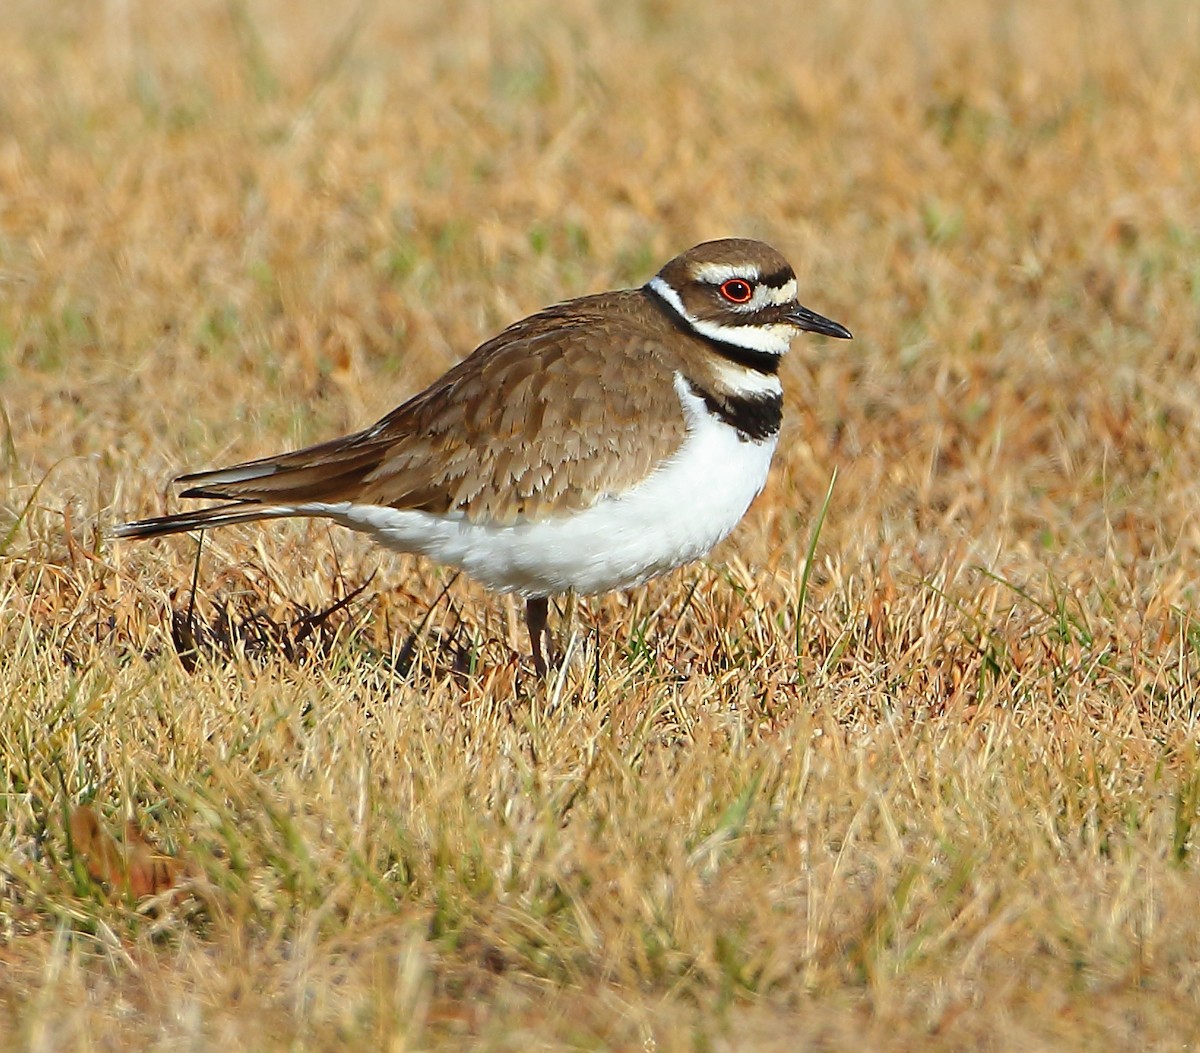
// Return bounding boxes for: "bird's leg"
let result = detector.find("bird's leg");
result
[525,596,551,677]
[565,588,577,629]
[562,588,579,660]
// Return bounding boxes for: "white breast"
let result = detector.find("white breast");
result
[297,373,778,598]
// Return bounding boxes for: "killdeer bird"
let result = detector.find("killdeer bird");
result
[114,239,851,675]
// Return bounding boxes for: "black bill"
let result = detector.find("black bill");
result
[787,304,853,340]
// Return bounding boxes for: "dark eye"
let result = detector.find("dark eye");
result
[719,278,754,304]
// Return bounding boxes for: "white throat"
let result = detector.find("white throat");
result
[648,276,794,357]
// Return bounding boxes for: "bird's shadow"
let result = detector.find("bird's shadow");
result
[164,566,525,686]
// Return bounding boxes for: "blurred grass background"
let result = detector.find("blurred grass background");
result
[3,0,1200,1048]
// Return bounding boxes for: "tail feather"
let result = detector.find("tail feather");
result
[178,455,383,504]
[175,432,386,504]
[110,502,294,541]
[114,424,396,542]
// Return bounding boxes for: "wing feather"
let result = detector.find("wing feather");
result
[164,291,689,526]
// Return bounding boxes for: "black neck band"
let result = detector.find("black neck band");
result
[684,380,782,443]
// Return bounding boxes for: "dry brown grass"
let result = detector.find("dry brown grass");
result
[4,0,1200,1047]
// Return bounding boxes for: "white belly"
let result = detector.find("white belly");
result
[297,375,777,597]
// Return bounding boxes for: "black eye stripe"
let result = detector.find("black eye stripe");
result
[758,267,795,289]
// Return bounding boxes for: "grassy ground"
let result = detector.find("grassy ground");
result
[4,0,1200,1047]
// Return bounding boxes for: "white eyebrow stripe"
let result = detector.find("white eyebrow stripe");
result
[648,277,793,356]
[691,262,761,285]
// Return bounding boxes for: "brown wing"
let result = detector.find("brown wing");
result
[177,291,689,525]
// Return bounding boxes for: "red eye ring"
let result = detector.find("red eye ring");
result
[719,278,754,304]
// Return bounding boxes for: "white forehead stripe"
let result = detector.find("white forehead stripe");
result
[690,263,796,308]
[648,277,794,356]
[768,278,797,305]
[732,277,799,314]
[685,266,800,316]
